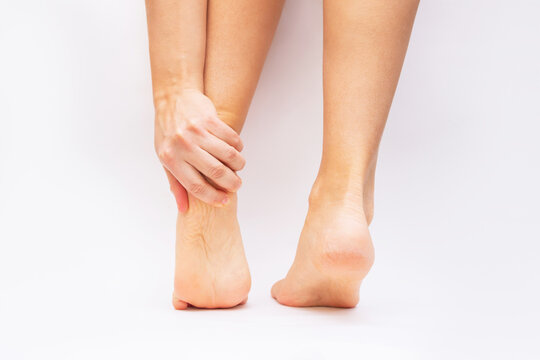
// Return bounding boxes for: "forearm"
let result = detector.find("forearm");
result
[145,0,207,104]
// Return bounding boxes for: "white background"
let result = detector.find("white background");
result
[1,0,539,359]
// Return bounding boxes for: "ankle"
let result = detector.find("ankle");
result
[308,176,374,225]
[308,176,362,206]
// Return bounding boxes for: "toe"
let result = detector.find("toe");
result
[172,295,188,310]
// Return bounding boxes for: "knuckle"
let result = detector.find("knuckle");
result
[158,147,173,163]
[171,131,185,143]
[204,116,216,126]
[232,136,243,149]
[171,133,194,151]
[208,165,226,179]
[225,147,238,162]
[188,182,206,195]
[185,118,203,133]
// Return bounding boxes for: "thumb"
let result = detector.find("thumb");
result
[164,167,189,213]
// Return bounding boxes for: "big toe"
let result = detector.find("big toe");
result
[172,295,188,310]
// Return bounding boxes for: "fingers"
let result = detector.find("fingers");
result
[199,133,246,172]
[164,168,189,213]
[157,115,245,206]
[205,116,244,151]
[167,162,230,207]
[186,147,242,192]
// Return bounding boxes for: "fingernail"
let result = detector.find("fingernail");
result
[222,197,230,206]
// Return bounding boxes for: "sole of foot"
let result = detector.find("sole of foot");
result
[172,194,251,309]
[271,199,374,308]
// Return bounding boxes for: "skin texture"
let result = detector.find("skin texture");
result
[146,0,418,309]
[271,0,420,307]
[147,0,285,309]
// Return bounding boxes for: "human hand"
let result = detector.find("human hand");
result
[154,89,245,211]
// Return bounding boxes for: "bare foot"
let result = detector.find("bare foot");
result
[172,194,250,309]
[271,193,374,308]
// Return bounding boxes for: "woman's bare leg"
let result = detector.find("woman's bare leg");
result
[172,0,284,309]
[272,0,419,307]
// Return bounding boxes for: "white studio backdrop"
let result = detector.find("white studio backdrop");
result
[1,1,539,359]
